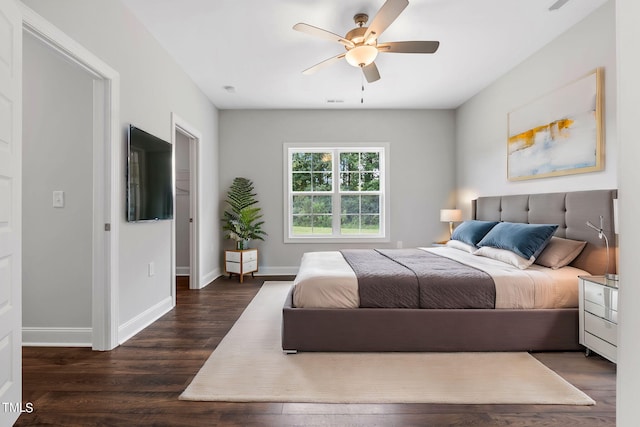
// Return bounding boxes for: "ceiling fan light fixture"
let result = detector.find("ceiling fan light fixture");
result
[345,45,378,68]
[295,0,439,80]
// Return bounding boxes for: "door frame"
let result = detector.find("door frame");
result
[21,4,120,350]
[171,113,202,295]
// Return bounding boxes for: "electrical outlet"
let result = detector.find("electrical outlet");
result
[148,262,155,277]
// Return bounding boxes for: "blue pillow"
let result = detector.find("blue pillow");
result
[450,220,499,247]
[477,222,558,261]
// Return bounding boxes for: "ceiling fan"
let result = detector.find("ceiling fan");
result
[549,0,570,11]
[293,0,440,83]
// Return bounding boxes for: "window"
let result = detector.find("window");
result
[284,143,389,242]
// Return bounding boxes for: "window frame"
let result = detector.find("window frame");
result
[283,142,390,243]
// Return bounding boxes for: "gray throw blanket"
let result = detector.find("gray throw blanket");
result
[340,249,495,309]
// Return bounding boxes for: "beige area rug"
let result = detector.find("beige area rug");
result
[180,282,594,405]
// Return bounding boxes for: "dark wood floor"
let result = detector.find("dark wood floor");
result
[16,275,616,426]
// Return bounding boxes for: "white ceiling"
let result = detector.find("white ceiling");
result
[120,0,608,110]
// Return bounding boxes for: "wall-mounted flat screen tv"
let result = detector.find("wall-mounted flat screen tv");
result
[126,125,173,222]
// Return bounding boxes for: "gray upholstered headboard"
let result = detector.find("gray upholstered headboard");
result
[472,189,617,275]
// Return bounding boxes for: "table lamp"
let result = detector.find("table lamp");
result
[586,215,618,281]
[440,209,462,239]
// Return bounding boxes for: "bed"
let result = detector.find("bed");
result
[282,189,617,353]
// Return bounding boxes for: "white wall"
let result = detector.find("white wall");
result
[22,31,93,341]
[23,0,220,341]
[455,1,617,216]
[219,109,456,273]
[615,0,640,423]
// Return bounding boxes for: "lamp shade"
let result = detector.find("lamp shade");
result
[345,45,378,67]
[440,209,462,223]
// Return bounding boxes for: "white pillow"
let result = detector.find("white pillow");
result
[445,239,477,253]
[474,246,534,269]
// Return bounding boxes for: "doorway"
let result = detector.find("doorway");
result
[21,6,120,350]
[171,113,202,301]
[175,131,192,281]
[22,30,95,346]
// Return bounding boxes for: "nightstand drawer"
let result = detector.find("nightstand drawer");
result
[225,261,240,274]
[243,260,258,272]
[243,250,258,261]
[584,281,618,311]
[584,332,617,363]
[584,300,618,323]
[584,311,617,345]
[226,251,242,262]
[224,251,242,262]
[226,249,258,263]
[225,260,258,274]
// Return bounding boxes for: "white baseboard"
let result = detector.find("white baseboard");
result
[22,327,92,347]
[200,268,221,288]
[255,266,299,276]
[176,266,190,276]
[118,296,173,344]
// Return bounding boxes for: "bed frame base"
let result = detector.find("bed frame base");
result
[282,288,580,353]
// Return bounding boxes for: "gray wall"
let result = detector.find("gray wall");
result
[22,32,93,333]
[219,109,456,273]
[455,1,617,217]
[23,0,220,337]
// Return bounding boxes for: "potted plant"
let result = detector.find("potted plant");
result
[222,177,266,250]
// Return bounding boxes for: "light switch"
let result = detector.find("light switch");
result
[53,190,65,208]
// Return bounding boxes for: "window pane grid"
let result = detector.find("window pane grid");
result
[288,146,385,240]
[291,194,333,235]
[291,151,333,192]
[339,151,381,192]
[340,194,380,235]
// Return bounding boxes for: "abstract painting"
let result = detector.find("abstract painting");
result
[507,69,603,181]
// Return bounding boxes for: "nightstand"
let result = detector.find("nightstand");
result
[578,275,618,363]
[225,248,258,283]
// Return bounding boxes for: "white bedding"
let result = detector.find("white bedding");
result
[292,247,586,309]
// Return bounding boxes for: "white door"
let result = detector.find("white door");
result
[0,0,22,425]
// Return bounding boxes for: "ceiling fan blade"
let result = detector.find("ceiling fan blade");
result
[364,0,409,42]
[549,0,570,11]
[302,53,346,75]
[378,41,440,54]
[362,62,381,83]
[293,23,355,48]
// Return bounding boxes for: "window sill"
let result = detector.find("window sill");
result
[284,236,390,244]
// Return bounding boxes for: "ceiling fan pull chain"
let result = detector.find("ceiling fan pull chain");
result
[361,75,365,104]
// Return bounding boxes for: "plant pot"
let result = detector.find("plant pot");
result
[236,240,250,250]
